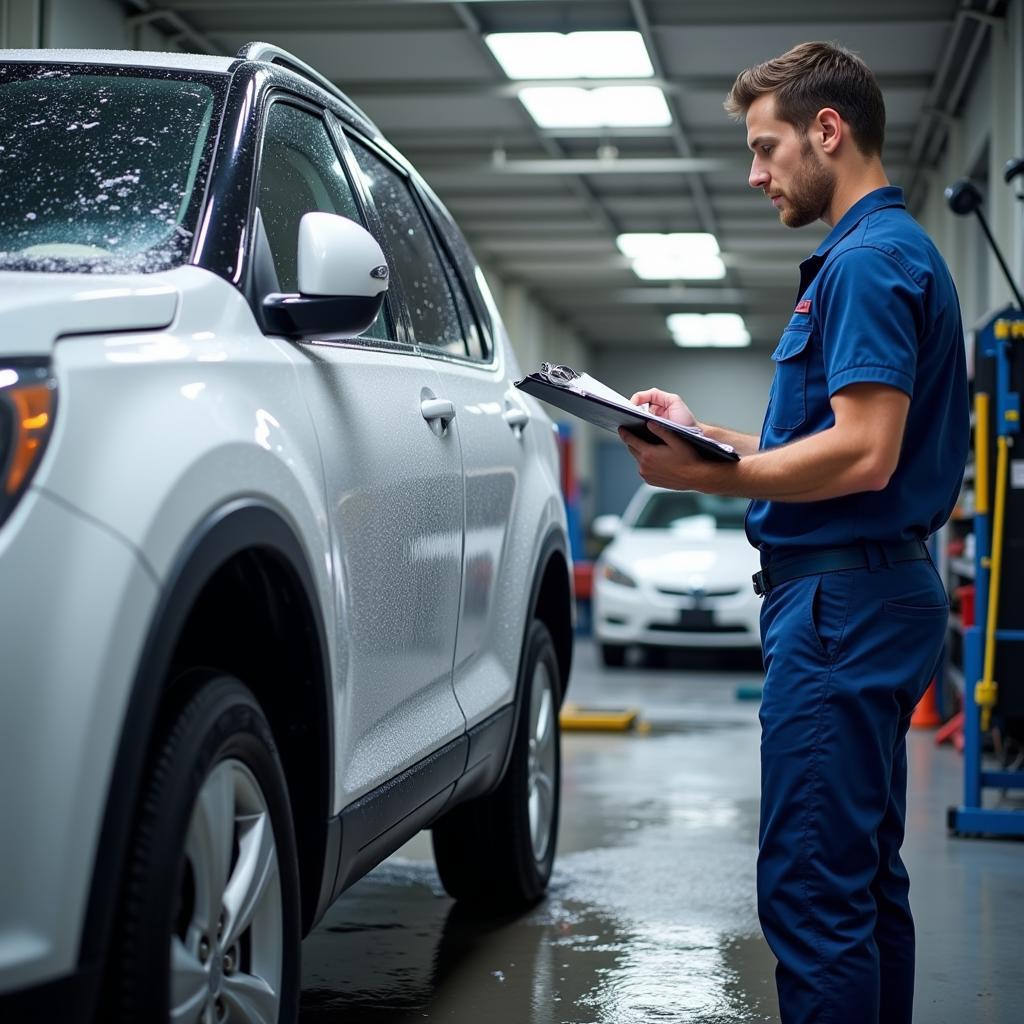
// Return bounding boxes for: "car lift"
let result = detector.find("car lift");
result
[949,309,1024,837]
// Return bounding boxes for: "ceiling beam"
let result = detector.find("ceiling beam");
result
[629,0,721,241]
[348,71,932,100]
[419,157,740,179]
[450,1,624,242]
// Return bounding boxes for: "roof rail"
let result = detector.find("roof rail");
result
[235,41,369,121]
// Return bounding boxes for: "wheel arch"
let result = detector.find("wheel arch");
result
[529,529,574,702]
[484,528,573,793]
[81,500,332,984]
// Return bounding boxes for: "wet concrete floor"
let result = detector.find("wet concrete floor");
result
[300,640,1023,1024]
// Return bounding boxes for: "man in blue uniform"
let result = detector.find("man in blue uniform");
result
[619,42,969,1024]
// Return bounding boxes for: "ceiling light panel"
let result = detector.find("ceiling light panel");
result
[518,85,671,129]
[667,313,750,347]
[485,31,654,79]
[617,233,725,280]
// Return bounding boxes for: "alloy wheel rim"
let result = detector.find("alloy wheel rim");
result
[527,661,557,863]
[170,758,283,1024]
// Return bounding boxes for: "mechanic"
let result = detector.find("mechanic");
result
[618,42,969,1024]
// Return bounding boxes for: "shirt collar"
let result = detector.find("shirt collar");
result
[813,185,906,259]
[795,186,906,301]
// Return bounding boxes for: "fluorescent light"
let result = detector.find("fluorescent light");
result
[632,255,726,280]
[617,233,725,280]
[617,232,720,259]
[667,313,750,348]
[596,86,671,127]
[485,31,654,79]
[519,85,671,129]
[519,87,602,128]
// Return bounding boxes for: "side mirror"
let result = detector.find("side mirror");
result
[591,514,622,539]
[262,212,389,339]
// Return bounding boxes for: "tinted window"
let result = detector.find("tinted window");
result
[427,201,494,361]
[438,246,484,360]
[256,102,388,340]
[348,138,466,355]
[633,492,749,531]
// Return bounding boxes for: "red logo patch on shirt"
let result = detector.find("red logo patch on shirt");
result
[794,299,812,314]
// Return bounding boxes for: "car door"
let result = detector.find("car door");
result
[252,96,466,806]
[411,191,536,729]
[343,129,533,729]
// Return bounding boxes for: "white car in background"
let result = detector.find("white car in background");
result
[0,44,573,1024]
[592,485,762,666]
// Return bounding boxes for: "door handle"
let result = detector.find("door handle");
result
[420,398,456,423]
[502,407,530,431]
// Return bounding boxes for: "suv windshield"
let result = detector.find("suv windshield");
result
[0,66,223,272]
[632,491,749,531]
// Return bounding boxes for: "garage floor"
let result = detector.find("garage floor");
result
[299,640,1023,1024]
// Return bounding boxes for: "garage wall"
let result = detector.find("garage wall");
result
[0,0,41,47]
[593,348,773,438]
[916,1,1024,329]
[486,273,596,503]
[43,0,127,49]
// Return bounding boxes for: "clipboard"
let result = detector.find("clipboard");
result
[515,367,739,463]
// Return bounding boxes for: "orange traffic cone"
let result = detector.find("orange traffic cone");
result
[911,679,942,728]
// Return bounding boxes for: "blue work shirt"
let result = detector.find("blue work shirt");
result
[746,186,969,557]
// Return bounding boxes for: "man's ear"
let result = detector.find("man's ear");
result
[816,107,842,154]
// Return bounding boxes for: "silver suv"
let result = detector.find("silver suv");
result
[0,43,573,1024]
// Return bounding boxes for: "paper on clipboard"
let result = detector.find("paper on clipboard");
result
[514,363,739,463]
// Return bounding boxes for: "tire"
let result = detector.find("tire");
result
[432,619,562,912]
[600,642,626,668]
[110,675,301,1024]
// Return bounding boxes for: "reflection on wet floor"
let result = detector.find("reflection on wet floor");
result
[300,643,779,1023]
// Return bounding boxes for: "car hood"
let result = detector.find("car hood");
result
[0,271,179,357]
[601,526,759,590]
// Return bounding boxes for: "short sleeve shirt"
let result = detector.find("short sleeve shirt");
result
[745,186,969,556]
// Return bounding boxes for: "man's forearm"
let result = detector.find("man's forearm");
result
[698,422,761,456]
[691,425,887,502]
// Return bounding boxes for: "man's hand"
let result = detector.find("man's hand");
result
[618,422,706,490]
[630,388,698,428]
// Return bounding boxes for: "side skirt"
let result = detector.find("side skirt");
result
[317,704,515,915]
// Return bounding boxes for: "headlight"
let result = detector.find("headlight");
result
[601,561,637,588]
[0,361,57,528]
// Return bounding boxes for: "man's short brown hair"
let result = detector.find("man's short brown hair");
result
[724,41,885,157]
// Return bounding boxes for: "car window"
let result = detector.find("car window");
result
[347,138,467,356]
[256,102,389,341]
[0,69,220,272]
[433,235,485,360]
[424,198,494,361]
[633,492,749,530]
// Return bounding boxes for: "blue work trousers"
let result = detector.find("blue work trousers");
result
[757,553,948,1024]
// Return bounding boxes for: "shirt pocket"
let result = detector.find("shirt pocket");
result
[769,327,812,431]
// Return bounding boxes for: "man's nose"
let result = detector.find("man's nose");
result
[749,159,769,189]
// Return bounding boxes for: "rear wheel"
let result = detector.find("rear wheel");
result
[111,675,301,1024]
[432,619,561,911]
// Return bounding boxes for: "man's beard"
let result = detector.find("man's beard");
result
[778,140,836,228]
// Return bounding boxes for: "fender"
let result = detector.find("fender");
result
[77,500,330,981]
[494,526,573,789]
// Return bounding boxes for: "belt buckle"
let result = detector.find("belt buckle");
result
[752,570,767,597]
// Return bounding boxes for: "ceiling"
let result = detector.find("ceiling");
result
[125,0,1005,351]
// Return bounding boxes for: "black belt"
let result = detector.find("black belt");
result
[752,540,930,597]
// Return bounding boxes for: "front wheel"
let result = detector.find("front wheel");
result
[432,619,562,911]
[110,675,301,1024]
